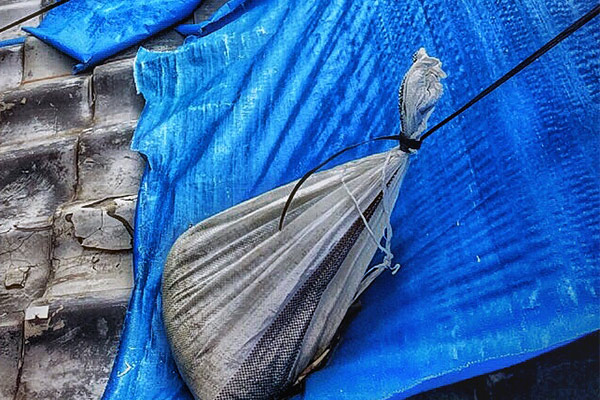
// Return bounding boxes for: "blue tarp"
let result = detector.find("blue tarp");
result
[0,37,26,48]
[23,0,202,73]
[103,0,600,399]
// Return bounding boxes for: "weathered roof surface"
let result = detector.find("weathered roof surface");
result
[0,1,227,398]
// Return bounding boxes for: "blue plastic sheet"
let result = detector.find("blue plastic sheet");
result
[104,0,600,399]
[0,37,26,48]
[23,0,201,73]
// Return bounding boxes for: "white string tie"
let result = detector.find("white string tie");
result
[340,153,401,276]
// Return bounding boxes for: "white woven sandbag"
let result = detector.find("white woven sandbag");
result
[162,48,445,400]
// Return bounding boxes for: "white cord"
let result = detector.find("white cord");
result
[340,155,401,276]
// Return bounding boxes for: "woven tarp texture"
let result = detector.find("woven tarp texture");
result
[104,0,599,399]
[23,0,202,72]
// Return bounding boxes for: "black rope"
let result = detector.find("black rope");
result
[279,5,599,230]
[399,135,421,152]
[0,0,70,34]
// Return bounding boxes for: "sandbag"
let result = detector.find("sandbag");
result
[162,49,445,400]
[164,149,405,399]
[23,0,201,73]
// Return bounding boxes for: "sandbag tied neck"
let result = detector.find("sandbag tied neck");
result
[398,48,447,153]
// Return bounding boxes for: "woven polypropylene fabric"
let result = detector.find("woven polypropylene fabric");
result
[162,150,406,400]
[216,196,382,400]
[103,0,599,399]
[160,45,441,400]
[23,0,202,72]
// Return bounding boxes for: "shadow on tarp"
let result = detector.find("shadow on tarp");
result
[409,331,599,399]
[103,0,600,399]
